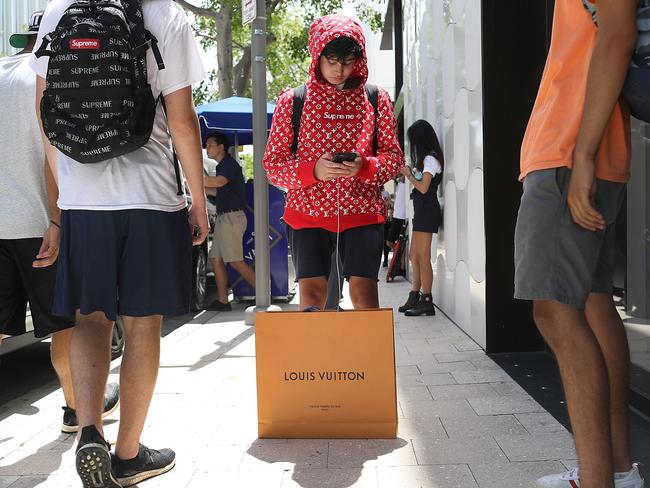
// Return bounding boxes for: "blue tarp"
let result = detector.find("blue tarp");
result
[195,96,276,147]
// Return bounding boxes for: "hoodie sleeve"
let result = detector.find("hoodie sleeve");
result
[263,90,319,189]
[356,88,404,186]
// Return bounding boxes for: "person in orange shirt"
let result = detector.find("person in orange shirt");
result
[515,1,644,488]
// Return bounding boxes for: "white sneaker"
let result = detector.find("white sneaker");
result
[535,464,645,488]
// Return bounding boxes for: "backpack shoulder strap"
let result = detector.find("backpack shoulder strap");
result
[365,84,379,156]
[291,84,307,155]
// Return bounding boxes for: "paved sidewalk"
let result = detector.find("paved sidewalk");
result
[0,274,578,488]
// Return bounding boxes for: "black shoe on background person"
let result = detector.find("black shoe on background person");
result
[62,382,120,433]
[398,291,420,313]
[205,299,232,311]
[405,293,436,316]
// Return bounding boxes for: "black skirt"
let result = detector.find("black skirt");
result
[412,199,441,234]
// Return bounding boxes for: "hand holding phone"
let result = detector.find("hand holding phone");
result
[332,152,357,164]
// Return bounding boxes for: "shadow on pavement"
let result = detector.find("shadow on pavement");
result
[246,437,408,488]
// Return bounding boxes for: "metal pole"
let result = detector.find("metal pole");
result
[251,0,269,308]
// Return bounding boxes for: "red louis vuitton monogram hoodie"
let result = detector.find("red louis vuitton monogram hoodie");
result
[263,14,404,232]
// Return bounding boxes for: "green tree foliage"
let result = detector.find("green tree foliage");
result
[177,0,383,104]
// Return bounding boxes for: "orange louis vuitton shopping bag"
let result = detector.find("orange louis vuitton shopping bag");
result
[255,308,397,439]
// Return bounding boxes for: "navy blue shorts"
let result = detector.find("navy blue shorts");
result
[54,209,192,321]
[287,223,384,281]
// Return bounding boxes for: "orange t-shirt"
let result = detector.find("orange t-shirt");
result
[520,0,631,183]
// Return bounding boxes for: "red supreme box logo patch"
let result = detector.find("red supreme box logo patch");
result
[70,38,100,50]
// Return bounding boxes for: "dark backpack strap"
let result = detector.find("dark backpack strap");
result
[365,84,379,156]
[159,96,184,196]
[291,84,307,155]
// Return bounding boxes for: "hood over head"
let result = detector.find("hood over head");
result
[307,14,368,88]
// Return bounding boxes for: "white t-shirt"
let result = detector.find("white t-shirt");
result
[29,0,206,211]
[393,180,406,220]
[0,53,49,239]
[423,155,442,176]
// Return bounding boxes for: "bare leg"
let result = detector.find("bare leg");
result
[298,277,327,310]
[584,293,632,473]
[51,328,75,409]
[533,300,614,488]
[211,257,229,303]
[349,277,379,309]
[115,315,162,460]
[70,311,113,437]
[413,231,433,294]
[229,260,256,289]
[409,235,420,293]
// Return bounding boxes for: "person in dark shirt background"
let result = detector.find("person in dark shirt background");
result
[204,133,255,311]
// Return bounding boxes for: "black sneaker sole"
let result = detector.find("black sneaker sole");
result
[61,399,121,434]
[76,443,121,488]
[116,459,176,487]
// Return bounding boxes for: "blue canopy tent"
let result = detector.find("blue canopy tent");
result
[196,96,275,147]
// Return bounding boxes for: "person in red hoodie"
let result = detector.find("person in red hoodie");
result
[264,14,403,310]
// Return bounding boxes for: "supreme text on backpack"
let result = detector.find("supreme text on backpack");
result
[35,0,165,163]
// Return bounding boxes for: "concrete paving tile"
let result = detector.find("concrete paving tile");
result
[0,477,19,488]
[399,331,445,340]
[397,373,457,387]
[440,415,528,438]
[397,417,448,440]
[468,395,545,415]
[515,413,568,434]
[470,357,502,370]
[416,361,477,374]
[469,461,568,488]
[397,365,421,376]
[187,467,285,488]
[282,467,378,488]
[490,381,528,396]
[1,475,77,488]
[427,384,499,401]
[561,459,579,470]
[453,340,483,352]
[397,385,434,402]
[399,399,478,419]
[452,370,514,384]
[434,351,487,363]
[376,465,479,488]
[495,433,577,462]
[406,342,458,355]
[242,440,329,469]
[412,437,508,464]
[328,439,416,468]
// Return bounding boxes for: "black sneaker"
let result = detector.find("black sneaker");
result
[75,425,122,488]
[62,382,120,433]
[205,299,232,311]
[112,444,176,487]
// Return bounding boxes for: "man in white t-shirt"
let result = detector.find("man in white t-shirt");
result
[31,2,208,486]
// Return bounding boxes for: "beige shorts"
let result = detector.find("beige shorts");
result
[209,210,247,263]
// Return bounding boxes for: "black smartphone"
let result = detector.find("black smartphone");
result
[332,152,357,163]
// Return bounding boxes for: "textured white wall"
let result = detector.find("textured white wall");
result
[403,0,486,347]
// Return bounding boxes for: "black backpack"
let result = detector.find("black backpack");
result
[35,0,165,163]
[291,83,380,155]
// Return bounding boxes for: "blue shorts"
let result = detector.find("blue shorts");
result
[287,223,384,281]
[54,209,192,321]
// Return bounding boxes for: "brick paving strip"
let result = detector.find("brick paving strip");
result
[0,275,577,487]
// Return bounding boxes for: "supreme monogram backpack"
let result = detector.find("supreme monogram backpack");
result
[35,0,165,163]
[582,0,650,122]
